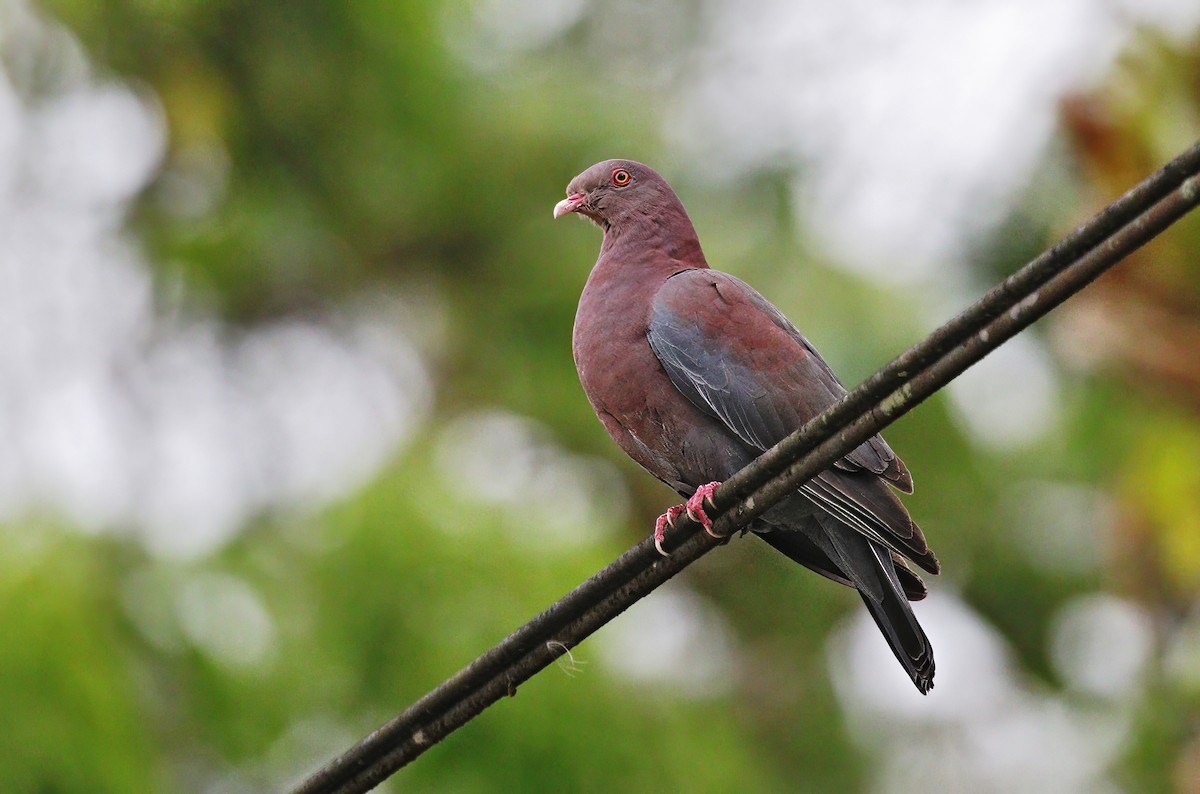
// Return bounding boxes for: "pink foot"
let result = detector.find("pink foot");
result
[651,481,723,555]
[685,481,722,538]
[653,505,687,556]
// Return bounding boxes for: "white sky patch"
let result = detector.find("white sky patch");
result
[1050,594,1154,701]
[443,0,588,72]
[176,571,276,670]
[595,583,737,698]
[945,334,1062,452]
[433,410,630,549]
[30,84,163,206]
[0,0,432,558]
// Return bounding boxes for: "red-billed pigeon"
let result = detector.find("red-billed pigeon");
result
[556,159,939,694]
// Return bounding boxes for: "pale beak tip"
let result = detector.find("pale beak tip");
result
[553,193,586,220]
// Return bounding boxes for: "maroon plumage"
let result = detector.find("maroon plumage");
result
[557,159,937,694]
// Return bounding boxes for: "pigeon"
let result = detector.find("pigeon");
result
[556,159,938,693]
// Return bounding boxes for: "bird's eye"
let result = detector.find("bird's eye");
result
[612,169,631,186]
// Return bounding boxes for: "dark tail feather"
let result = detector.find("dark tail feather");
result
[890,552,928,601]
[757,526,928,600]
[818,515,935,694]
[854,541,935,694]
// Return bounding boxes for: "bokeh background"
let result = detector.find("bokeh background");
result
[3,0,1200,791]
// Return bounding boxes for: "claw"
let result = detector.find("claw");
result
[684,481,722,537]
[652,482,723,554]
[653,504,686,556]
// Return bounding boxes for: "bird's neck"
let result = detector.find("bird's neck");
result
[599,204,709,273]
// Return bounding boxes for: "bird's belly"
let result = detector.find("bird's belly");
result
[574,330,753,493]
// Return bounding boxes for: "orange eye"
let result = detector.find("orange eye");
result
[612,169,631,186]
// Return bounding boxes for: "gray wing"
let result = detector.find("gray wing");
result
[648,269,937,573]
[648,269,911,486]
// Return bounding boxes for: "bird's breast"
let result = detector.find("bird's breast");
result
[572,265,751,492]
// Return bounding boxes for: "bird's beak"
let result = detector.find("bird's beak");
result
[553,192,587,219]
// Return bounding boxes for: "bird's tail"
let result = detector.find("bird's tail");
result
[819,514,935,694]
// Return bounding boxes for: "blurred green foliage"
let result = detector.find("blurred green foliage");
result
[4,1,1200,792]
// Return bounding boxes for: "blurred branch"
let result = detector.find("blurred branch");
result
[1055,272,1200,410]
[291,138,1200,794]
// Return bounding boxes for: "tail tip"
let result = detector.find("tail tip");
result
[913,664,935,695]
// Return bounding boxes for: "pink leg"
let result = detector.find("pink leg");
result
[651,481,723,556]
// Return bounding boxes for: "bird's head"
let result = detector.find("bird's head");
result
[553,159,671,230]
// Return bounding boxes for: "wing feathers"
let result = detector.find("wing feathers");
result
[649,269,934,572]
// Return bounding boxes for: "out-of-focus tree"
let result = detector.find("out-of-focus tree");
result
[1,0,1199,791]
